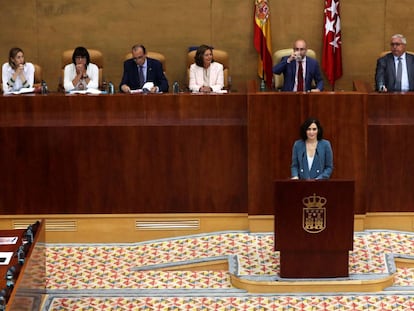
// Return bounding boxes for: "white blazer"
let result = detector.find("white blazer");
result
[189,62,224,92]
[2,62,35,94]
[63,62,99,92]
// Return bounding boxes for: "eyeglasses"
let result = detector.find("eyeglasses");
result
[294,48,306,51]
[75,56,86,59]
[390,43,404,47]
[135,55,145,60]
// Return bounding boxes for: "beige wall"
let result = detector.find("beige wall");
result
[1,0,414,91]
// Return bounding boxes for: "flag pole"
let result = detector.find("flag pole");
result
[331,56,334,91]
[260,30,266,90]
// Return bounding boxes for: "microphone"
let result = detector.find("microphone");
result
[6,265,22,288]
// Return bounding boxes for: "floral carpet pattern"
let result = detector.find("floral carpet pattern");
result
[41,230,414,310]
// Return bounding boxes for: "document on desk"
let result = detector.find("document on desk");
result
[191,90,228,94]
[11,87,35,94]
[69,88,102,94]
[0,237,18,245]
[129,82,163,94]
[0,252,13,265]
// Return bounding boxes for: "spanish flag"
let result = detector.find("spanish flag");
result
[254,0,273,88]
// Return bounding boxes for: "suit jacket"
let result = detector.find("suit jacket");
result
[375,52,414,92]
[189,62,224,92]
[291,139,333,179]
[272,56,324,91]
[119,57,169,92]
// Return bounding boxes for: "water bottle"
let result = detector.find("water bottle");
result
[41,80,48,94]
[172,81,179,94]
[108,82,114,94]
[259,79,266,92]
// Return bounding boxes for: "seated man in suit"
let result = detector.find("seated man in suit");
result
[375,34,414,92]
[120,44,169,93]
[272,39,323,92]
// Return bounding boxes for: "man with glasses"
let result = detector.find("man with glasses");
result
[120,44,169,93]
[273,39,323,92]
[375,34,414,92]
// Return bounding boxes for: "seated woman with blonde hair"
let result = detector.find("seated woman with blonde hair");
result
[2,47,34,94]
[189,45,224,93]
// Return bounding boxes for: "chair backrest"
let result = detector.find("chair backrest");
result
[273,48,316,90]
[124,51,166,73]
[61,49,104,87]
[186,49,229,89]
[379,51,414,58]
[33,64,42,85]
[353,80,374,93]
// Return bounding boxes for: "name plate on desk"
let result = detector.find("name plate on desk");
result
[0,237,18,245]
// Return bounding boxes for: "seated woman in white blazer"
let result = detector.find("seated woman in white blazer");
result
[189,45,224,93]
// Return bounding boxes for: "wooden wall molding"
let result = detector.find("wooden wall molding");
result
[0,213,411,243]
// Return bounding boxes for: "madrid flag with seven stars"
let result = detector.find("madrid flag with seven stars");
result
[254,0,273,88]
[322,0,342,88]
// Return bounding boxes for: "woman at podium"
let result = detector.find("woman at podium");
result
[291,118,333,180]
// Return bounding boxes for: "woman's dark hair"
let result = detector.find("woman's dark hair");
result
[194,44,214,67]
[8,47,24,69]
[299,118,324,140]
[71,46,90,65]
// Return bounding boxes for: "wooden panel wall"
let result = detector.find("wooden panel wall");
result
[1,92,414,216]
[2,1,414,92]
[247,91,367,215]
[367,94,414,212]
[0,94,247,214]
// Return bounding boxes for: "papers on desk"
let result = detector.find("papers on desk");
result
[69,88,102,95]
[129,82,162,94]
[0,237,18,245]
[129,89,144,94]
[0,252,13,265]
[11,87,35,95]
[191,89,228,94]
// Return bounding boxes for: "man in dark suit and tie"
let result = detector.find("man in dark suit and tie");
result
[120,44,169,93]
[272,39,324,92]
[375,34,414,92]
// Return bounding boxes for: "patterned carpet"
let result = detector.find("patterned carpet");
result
[39,230,414,310]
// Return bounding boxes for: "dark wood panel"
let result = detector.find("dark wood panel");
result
[247,92,367,215]
[0,93,246,126]
[367,125,414,212]
[2,91,414,216]
[0,94,247,214]
[367,94,414,212]
[247,93,304,215]
[368,93,414,125]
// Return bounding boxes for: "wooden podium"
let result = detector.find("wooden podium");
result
[274,180,354,278]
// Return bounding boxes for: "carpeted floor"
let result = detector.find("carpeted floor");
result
[40,230,414,310]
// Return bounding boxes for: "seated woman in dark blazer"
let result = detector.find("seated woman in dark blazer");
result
[291,118,333,180]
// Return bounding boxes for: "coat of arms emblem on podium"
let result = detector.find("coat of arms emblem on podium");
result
[302,193,327,233]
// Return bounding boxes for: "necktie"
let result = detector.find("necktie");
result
[138,65,145,88]
[297,61,304,92]
[396,57,402,91]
